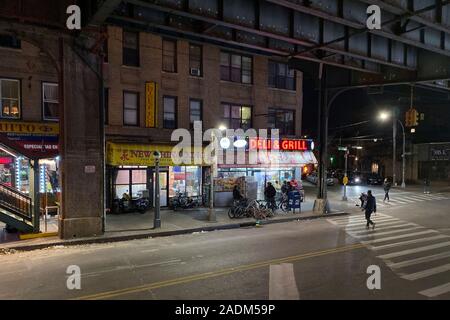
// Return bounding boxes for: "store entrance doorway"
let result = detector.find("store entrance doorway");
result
[153,171,169,207]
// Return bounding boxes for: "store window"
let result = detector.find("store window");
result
[268,61,296,90]
[222,103,252,130]
[0,79,20,119]
[162,39,177,72]
[0,34,21,49]
[189,99,202,128]
[123,30,139,67]
[163,96,177,129]
[123,91,139,126]
[42,82,59,121]
[113,168,148,199]
[169,166,201,197]
[268,108,295,136]
[189,44,202,76]
[220,52,252,84]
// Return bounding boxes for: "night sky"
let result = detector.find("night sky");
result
[302,79,450,145]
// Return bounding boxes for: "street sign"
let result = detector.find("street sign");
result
[343,176,349,186]
[338,146,348,151]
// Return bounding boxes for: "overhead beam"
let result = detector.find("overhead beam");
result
[267,0,450,57]
[108,15,379,74]
[89,0,123,27]
[124,0,415,70]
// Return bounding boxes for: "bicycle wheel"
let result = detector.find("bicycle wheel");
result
[228,207,236,219]
[280,201,289,212]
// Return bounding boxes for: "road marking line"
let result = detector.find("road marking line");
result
[345,220,407,231]
[331,213,390,222]
[82,260,183,278]
[351,226,423,239]
[269,263,300,300]
[387,250,450,269]
[419,282,450,298]
[401,263,450,281]
[361,230,437,245]
[343,217,397,227]
[350,223,417,235]
[378,241,450,260]
[72,243,365,300]
[370,235,449,251]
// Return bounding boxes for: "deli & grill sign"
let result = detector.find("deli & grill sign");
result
[248,138,314,151]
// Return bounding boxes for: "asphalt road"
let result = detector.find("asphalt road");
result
[1,186,449,300]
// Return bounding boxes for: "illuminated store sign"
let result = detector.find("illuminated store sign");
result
[248,138,314,151]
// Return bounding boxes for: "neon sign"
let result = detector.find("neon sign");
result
[249,138,314,151]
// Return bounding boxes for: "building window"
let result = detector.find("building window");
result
[0,34,21,49]
[268,61,296,90]
[0,79,20,119]
[123,91,139,126]
[189,44,202,77]
[42,82,58,121]
[189,99,202,128]
[162,39,177,73]
[268,108,295,136]
[123,31,139,67]
[222,103,252,130]
[220,52,252,84]
[163,96,177,129]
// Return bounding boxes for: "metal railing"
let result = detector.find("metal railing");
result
[0,183,33,222]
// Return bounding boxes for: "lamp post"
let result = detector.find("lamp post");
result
[208,125,227,222]
[379,111,406,188]
[153,151,161,229]
[342,149,349,201]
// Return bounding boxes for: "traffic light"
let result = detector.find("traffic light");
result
[405,108,419,127]
[330,156,334,164]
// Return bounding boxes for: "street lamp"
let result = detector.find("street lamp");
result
[208,125,227,222]
[378,110,406,188]
[153,150,162,228]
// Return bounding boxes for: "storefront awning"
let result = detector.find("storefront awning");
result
[218,150,318,168]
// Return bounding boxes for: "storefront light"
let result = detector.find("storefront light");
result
[40,164,46,193]
[233,139,247,148]
[219,137,231,149]
[15,157,21,189]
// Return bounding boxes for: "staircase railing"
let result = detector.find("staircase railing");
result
[0,183,32,222]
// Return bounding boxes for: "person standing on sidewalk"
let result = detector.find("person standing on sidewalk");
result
[383,178,391,202]
[365,190,377,230]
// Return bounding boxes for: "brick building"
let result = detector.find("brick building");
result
[103,25,310,211]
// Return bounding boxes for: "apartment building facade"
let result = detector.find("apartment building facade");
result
[103,25,312,210]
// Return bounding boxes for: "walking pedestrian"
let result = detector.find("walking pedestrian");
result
[264,182,277,211]
[423,178,431,194]
[365,190,377,230]
[383,178,391,202]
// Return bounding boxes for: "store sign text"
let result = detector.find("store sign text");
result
[249,138,312,151]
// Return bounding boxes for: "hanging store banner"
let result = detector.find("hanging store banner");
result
[106,142,204,167]
[0,121,59,159]
[145,82,158,128]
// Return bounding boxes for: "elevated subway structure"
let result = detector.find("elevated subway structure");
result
[82,0,450,212]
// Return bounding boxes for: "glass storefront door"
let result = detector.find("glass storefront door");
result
[153,171,168,207]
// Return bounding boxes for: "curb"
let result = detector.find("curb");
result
[1,211,348,253]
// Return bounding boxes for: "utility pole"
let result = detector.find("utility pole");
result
[153,151,161,229]
[342,149,349,201]
[393,108,397,186]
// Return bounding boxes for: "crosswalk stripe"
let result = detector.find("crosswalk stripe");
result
[345,220,405,231]
[361,230,438,245]
[343,217,397,227]
[387,250,450,269]
[370,234,449,251]
[350,223,417,235]
[401,263,450,281]
[331,213,390,222]
[419,282,450,298]
[378,241,450,260]
[350,226,423,239]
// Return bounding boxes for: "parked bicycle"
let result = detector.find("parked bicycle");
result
[169,192,201,211]
[228,198,272,219]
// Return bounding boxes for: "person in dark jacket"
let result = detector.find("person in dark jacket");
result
[264,182,277,211]
[383,178,391,202]
[232,185,243,201]
[365,190,376,229]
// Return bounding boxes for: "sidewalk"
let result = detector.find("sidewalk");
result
[0,205,347,253]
